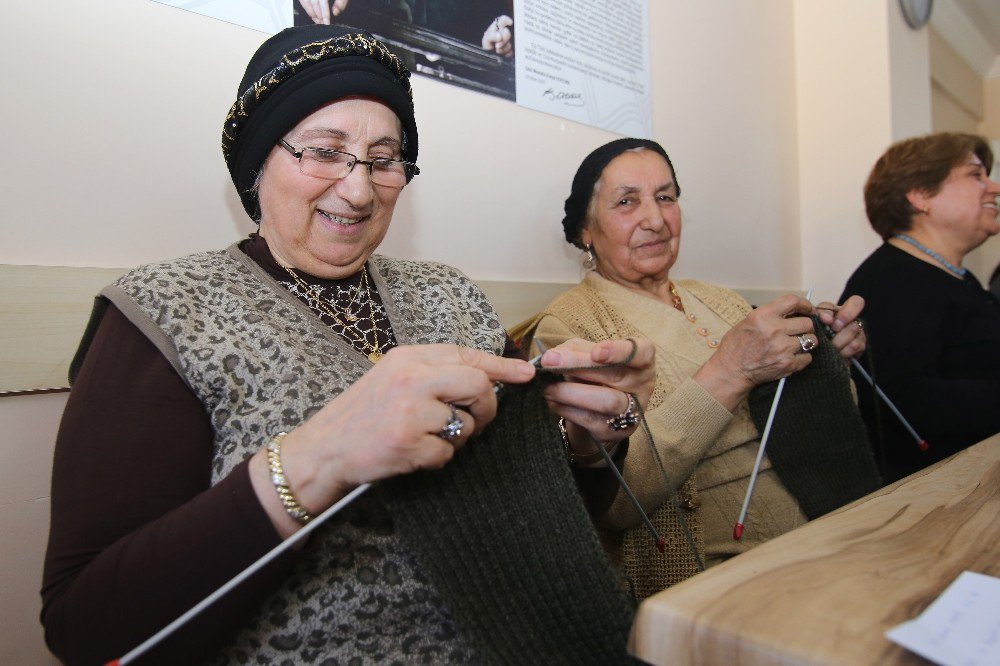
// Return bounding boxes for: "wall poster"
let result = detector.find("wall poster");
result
[153,0,651,136]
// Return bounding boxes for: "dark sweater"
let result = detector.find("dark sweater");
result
[840,243,1000,482]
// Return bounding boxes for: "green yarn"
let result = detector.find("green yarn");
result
[381,377,638,665]
[748,318,882,519]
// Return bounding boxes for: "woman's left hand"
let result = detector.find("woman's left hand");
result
[815,295,866,360]
[537,338,656,458]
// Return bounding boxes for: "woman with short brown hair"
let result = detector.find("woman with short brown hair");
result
[864,132,994,239]
[842,131,1000,482]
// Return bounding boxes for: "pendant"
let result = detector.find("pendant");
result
[344,313,358,322]
[368,351,382,363]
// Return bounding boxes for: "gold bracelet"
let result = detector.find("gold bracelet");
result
[558,418,619,466]
[266,432,314,524]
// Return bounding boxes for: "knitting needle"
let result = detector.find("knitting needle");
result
[494,340,547,395]
[733,287,812,541]
[848,357,929,452]
[733,377,785,541]
[816,311,929,451]
[589,430,665,553]
[528,338,547,366]
[107,482,373,666]
[532,338,663,549]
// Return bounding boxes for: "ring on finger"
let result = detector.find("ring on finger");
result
[437,403,464,444]
[606,392,639,432]
[797,334,817,353]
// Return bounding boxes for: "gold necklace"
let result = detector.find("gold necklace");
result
[291,267,367,321]
[281,265,387,362]
[669,282,720,349]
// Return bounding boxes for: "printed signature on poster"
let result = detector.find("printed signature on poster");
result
[542,88,585,107]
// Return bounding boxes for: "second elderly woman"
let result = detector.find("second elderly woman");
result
[528,138,877,599]
[41,26,653,664]
[840,132,1000,483]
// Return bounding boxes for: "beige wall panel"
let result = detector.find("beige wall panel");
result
[0,266,127,393]
[0,393,65,666]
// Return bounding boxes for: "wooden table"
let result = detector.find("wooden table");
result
[629,434,1000,665]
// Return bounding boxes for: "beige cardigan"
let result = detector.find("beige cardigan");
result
[531,272,806,598]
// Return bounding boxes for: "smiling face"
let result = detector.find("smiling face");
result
[257,97,405,279]
[581,149,682,291]
[910,153,1000,254]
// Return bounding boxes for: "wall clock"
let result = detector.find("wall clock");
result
[900,0,933,29]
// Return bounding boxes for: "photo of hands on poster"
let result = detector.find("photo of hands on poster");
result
[154,0,650,136]
[294,0,516,100]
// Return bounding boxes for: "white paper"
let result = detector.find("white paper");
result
[514,0,651,136]
[153,0,291,34]
[886,571,1000,666]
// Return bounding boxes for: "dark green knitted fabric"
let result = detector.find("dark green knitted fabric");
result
[380,377,638,665]
[748,318,882,519]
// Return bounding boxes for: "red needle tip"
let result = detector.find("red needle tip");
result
[105,661,120,666]
[918,440,930,452]
[656,537,665,553]
[733,523,744,541]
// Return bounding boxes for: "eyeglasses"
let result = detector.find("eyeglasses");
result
[278,139,419,188]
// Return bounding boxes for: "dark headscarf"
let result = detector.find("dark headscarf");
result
[561,138,679,248]
[222,24,418,221]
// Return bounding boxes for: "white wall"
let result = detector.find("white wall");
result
[3,1,806,289]
[1,0,936,661]
[794,0,933,304]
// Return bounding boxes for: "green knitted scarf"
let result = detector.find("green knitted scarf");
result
[380,376,638,665]
[748,318,882,519]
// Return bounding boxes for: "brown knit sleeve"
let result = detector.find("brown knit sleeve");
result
[41,302,291,665]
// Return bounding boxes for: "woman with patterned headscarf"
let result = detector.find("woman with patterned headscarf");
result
[41,25,652,664]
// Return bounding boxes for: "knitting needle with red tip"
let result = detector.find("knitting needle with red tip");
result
[733,287,812,541]
[848,358,929,452]
[733,374,786,541]
[588,430,665,553]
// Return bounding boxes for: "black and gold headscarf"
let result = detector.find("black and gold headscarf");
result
[222,24,418,221]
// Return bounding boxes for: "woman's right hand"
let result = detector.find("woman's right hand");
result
[250,344,535,535]
[481,15,514,57]
[693,294,817,411]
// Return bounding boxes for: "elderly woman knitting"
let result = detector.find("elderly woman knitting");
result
[41,26,653,664]
[529,138,880,599]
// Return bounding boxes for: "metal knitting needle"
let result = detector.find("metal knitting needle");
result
[733,376,786,541]
[528,338,547,367]
[848,357,928,452]
[108,483,373,666]
[589,430,665,553]
[494,340,547,395]
[536,337,661,549]
[817,311,928,451]
[733,287,812,541]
